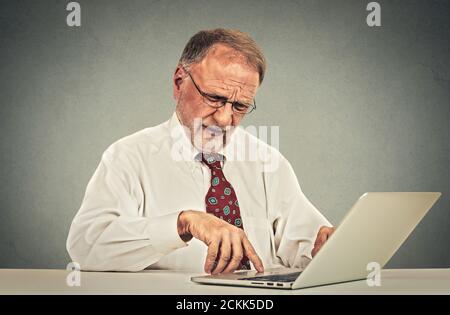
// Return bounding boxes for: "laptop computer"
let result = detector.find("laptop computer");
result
[191,192,441,289]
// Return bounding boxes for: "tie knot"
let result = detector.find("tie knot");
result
[201,153,224,170]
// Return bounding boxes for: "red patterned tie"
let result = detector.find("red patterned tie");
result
[202,153,251,270]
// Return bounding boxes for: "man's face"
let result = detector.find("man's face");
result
[173,44,260,153]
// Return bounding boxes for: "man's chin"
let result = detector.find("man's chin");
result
[191,125,237,154]
[201,137,225,153]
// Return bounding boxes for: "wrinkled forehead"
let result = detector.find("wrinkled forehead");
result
[191,44,260,95]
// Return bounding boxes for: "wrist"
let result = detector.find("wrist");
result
[177,210,193,242]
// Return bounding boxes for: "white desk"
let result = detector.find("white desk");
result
[0,269,449,294]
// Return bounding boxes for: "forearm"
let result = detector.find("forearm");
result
[67,211,187,271]
[274,198,331,268]
[269,157,331,268]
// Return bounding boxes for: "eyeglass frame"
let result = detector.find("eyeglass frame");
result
[183,67,257,115]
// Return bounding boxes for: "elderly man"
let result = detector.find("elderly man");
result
[67,28,334,275]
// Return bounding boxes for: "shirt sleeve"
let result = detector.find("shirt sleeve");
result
[269,156,332,270]
[66,144,187,272]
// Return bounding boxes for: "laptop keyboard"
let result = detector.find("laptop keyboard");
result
[238,271,301,283]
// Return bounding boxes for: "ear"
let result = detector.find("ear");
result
[173,64,186,101]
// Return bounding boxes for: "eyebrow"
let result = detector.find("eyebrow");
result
[205,90,253,105]
[205,92,227,100]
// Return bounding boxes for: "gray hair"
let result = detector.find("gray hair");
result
[179,28,267,85]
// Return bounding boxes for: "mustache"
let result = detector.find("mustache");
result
[192,122,231,134]
[202,124,226,134]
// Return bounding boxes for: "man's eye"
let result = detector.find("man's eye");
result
[233,103,249,112]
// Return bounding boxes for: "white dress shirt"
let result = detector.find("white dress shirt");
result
[67,113,331,272]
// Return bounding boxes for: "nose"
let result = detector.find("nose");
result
[213,103,233,128]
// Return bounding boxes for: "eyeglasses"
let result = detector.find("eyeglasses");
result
[184,68,256,115]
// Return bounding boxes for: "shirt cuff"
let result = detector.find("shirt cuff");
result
[145,211,188,254]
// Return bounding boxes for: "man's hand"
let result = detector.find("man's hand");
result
[311,226,335,257]
[177,210,264,275]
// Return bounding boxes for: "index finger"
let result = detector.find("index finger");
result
[242,237,264,273]
[204,240,220,274]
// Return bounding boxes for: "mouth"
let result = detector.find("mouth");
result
[202,124,225,137]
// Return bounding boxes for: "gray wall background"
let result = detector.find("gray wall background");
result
[0,0,448,269]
